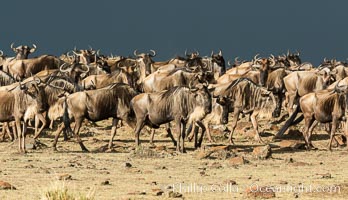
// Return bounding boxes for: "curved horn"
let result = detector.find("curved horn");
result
[185,49,189,57]
[10,43,16,51]
[72,50,80,56]
[32,44,37,50]
[149,49,156,57]
[211,50,214,57]
[228,60,232,66]
[133,49,139,57]
[324,57,328,63]
[96,49,100,56]
[66,51,73,59]
[269,57,276,67]
[234,57,240,63]
[253,54,261,64]
[287,50,290,57]
[35,77,41,85]
[79,64,90,74]
[88,45,93,51]
[59,63,71,73]
[0,50,3,57]
[218,49,222,56]
[196,51,200,57]
[74,46,77,52]
[253,54,260,61]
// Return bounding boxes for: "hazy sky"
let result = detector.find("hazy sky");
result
[1,0,347,65]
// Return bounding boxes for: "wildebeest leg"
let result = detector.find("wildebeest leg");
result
[6,123,13,141]
[287,92,296,115]
[303,116,315,150]
[345,120,348,151]
[52,123,65,151]
[150,129,155,145]
[15,118,23,152]
[250,111,263,143]
[34,113,47,139]
[73,118,88,152]
[165,124,177,146]
[307,120,319,149]
[1,123,10,141]
[180,121,186,153]
[22,122,27,153]
[196,121,206,148]
[203,121,214,143]
[108,118,119,149]
[11,123,17,140]
[135,118,145,146]
[273,92,283,118]
[328,118,339,151]
[175,119,182,152]
[228,108,241,144]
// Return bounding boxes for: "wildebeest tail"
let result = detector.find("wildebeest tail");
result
[62,99,73,133]
[274,105,303,138]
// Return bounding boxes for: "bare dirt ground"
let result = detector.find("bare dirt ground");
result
[0,115,348,200]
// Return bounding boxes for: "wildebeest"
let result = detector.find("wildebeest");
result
[56,83,138,151]
[0,79,45,152]
[131,83,212,153]
[81,68,133,90]
[4,54,62,81]
[276,84,348,150]
[11,43,37,59]
[283,68,335,115]
[142,68,207,93]
[187,97,230,147]
[212,78,276,144]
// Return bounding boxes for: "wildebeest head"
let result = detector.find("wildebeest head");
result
[59,63,90,83]
[286,50,301,66]
[19,79,46,112]
[211,50,226,75]
[254,56,275,87]
[11,43,37,59]
[134,49,155,76]
[72,47,99,64]
[189,81,212,114]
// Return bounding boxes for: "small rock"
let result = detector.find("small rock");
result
[291,162,310,166]
[318,173,331,179]
[334,135,346,146]
[0,181,16,190]
[223,180,237,185]
[252,145,272,159]
[143,170,153,174]
[245,185,275,199]
[209,145,231,152]
[208,162,223,169]
[167,191,183,198]
[124,162,132,168]
[294,193,299,198]
[58,173,72,180]
[279,140,305,149]
[228,156,245,166]
[152,188,164,196]
[127,191,146,195]
[101,180,110,185]
[279,180,288,185]
[195,150,213,159]
[155,145,166,151]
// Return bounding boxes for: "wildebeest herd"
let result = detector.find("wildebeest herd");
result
[0,44,347,153]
